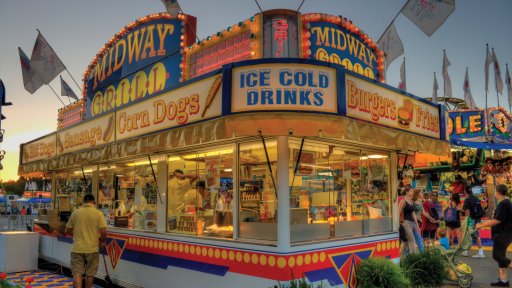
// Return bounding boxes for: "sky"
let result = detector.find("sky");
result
[0,0,511,182]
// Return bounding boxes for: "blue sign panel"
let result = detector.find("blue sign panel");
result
[85,18,184,118]
[306,21,380,81]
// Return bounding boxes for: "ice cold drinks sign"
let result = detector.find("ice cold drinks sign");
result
[231,64,337,113]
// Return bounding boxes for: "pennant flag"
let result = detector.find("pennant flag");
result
[31,31,66,84]
[377,23,404,71]
[162,0,182,17]
[492,48,504,95]
[398,58,406,91]
[506,64,512,110]
[463,68,477,109]
[432,72,439,103]
[442,50,452,97]
[401,0,455,37]
[18,47,44,94]
[60,76,79,101]
[485,44,492,93]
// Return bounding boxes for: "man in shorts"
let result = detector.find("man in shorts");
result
[66,194,107,288]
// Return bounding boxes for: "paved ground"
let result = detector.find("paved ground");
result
[441,249,512,288]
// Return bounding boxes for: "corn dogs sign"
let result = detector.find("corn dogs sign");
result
[116,75,223,140]
[345,74,440,139]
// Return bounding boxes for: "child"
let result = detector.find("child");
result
[437,227,450,250]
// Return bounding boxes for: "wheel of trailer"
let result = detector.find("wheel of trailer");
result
[458,275,472,288]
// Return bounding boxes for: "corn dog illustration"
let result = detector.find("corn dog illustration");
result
[56,135,64,153]
[103,114,115,142]
[201,75,222,118]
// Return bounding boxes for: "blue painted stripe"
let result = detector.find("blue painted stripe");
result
[305,267,342,286]
[120,249,229,276]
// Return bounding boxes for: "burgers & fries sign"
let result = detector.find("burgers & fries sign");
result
[345,74,441,139]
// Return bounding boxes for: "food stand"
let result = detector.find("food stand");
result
[19,10,449,288]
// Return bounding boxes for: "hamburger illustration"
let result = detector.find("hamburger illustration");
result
[397,99,414,128]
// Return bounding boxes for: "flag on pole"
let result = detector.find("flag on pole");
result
[442,50,452,97]
[485,44,492,93]
[463,68,477,109]
[377,23,404,71]
[401,0,456,37]
[162,0,182,17]
[492,48,504,95]
[506,64,512,110]
[18,47,44,94]
[432,72,439,103]
[30,31,66,84]
[398,58,406,91]
[60,76,79,101]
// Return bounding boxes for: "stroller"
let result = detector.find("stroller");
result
[435,216,474,288]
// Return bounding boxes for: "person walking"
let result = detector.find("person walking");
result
[475,184,512,287]
[445,193,462,246]
[66,194,107,288]
[421,192,440,247]
[399,187,421,258]
[462,187,485,258]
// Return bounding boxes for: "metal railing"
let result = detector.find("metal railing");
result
[0,215,37,231]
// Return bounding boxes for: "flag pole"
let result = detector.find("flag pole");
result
[485,44,490,140]
[507,63,512,113]
[377,1,409,44]
[296,0,307,12]
[253,0,263,13]
[46,84,66,107]
[65,69,83,93]
[443,50,447,107]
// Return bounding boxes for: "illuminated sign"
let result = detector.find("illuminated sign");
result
[56,113,116,154]
[302,14,383,81]
[21,134,57,164]
[345,74,440,139]
[185,15,262,80]
[116,74,223,141]
[273,20,289,57]
[448,107,512,142]
[232,63,337,113]
[84,14,197,118]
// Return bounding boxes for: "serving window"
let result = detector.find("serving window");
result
[289,139,392,243]
[56,167,93,221]
[104,158,159,231]
[238,139,277,242]
[167,147,234,238]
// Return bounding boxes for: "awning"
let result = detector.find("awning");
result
[19,113,450,174]
[28,198,51,203]
[451,137,512,150]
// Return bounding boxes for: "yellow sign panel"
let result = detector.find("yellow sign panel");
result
[22,134,56,164]
[345,75,440,139]
[116,75,223,141]
[56,113,116,154]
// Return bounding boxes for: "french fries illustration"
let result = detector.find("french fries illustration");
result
[201,75,222,118]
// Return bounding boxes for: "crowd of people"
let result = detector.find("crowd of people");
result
[398,184,486,259]
[399,179,512,287]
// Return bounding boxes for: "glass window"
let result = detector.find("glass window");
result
[167,148,233,238]
[238,139,277,241]
[289,139,392,243]
[98,165,116,226]
[112,158,158,231]
[56,167,93,222]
